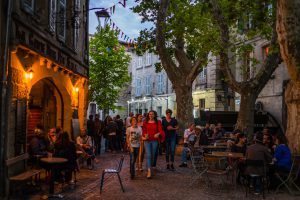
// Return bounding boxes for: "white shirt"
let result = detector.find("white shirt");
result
[126,126,142,148]
[125,117,131,127]
[76,135,92,147]
[184,129,194,143]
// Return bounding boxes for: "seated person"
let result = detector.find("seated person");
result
[54,132,77,183]
[76,128,95,169]
[245,132,272,194]
[179,123,195,167]
[231,133,247,155]
[187,126,202,150]
[29,126,48,156]
[263,133,274,154]
[273,134,292,172]
[45,128,57,153]
[202,123,212,137]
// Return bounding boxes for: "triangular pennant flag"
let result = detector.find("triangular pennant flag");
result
[112,5,116,13]
[109,19,112,25]
[112,22,115,29]
[121,32,124,37]
[119,0,126,8]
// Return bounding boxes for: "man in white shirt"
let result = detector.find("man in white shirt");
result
[179,123,195,167]
[77,128,94,169]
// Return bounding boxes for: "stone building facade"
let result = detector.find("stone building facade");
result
[0,0,89,197]
[234,37,290,132]
[127,51,233,118]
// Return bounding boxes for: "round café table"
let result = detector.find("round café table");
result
[40,157,68,198]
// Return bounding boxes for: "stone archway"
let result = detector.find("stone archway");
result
[27,78,64,139]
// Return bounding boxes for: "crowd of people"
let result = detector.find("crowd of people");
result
[28,110,294,194]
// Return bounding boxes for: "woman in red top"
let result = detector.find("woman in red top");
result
[142,111,165,178]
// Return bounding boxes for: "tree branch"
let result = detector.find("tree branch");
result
[156,0,179,80]
[209,0,242,93]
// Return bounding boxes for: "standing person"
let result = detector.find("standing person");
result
[87,115,95,143]
[94,114,104,155]
[142,111,165,178]
[136,114,145,171]
[104,116,118,153]
[115,115,124,151]
[126,117,142,179]
[162,109,178,170]
[126,112,134,128]
[179,123,195,167]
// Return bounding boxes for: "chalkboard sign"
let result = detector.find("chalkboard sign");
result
[71,119,80,141]
[15,99,27,155]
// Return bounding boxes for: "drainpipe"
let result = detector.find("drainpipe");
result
[0,0,12,198]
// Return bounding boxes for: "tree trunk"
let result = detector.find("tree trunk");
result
[173,82,194,135]
[277,0,300,152]
[284,80,300,152]
[236,90,258,140]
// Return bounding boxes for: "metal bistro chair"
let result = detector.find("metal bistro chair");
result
[100,155,125,193]
[190,148,207,186]
[244,159,268,199]
[203,153,229,190]
[275,154,300,195]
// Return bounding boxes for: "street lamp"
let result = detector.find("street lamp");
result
[95,9,110,28]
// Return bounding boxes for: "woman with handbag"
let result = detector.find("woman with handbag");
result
[142,111,165,178]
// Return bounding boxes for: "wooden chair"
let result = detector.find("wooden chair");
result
[100,155,125,193]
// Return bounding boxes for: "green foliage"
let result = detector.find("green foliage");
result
[89,26,131,111]
[133,0,220,64]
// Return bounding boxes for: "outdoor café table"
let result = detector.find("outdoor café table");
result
[211,151,244,187]
[40,157,68,198]
[202,145,228,153]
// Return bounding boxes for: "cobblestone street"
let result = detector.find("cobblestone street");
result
[21,152,298,200]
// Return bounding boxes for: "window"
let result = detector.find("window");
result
[262,45,269,62]
[137,56,143,68]
[199,67,207,83]
[57,0,66,41]
[157,73,164,94]
[157,106,162,117]
[49,0,56,32]
[146,52,152,66]
[135,78,142,97]
[73,0,80,50]
[145,75,151,95]
[242,51,251,80]
[22,0,34,13]
[199,99,205,110]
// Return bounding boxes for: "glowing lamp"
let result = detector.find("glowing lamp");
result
[25,70,33,80]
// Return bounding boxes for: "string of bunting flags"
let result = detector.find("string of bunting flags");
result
[98,0,136,47]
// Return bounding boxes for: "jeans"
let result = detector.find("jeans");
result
[144,141,158,169]
[130,147,139,176]
[181,145,189,163]
[165,136,176,163]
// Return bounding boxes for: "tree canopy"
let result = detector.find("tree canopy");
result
[89,26,131,111]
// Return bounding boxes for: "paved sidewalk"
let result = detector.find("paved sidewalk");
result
[24,152,298,200]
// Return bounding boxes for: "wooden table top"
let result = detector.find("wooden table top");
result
[211,151,244,158]
[202,145,228,149]
[40,157,68,164]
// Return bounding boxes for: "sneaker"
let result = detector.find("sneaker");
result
[170,164,175,170]
[166,164,170,170]
[179,163,187,167]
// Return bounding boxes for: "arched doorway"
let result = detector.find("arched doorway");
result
[27,78,63,139]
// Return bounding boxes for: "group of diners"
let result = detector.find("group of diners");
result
[28,125,96,184]
[180,122,293,195]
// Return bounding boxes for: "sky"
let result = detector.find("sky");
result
[89,0,152,41]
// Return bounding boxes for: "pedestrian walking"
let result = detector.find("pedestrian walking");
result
[162,109,178,170]
[136,114,144,171]
[142,111,165,178]
[126,117,142,179]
